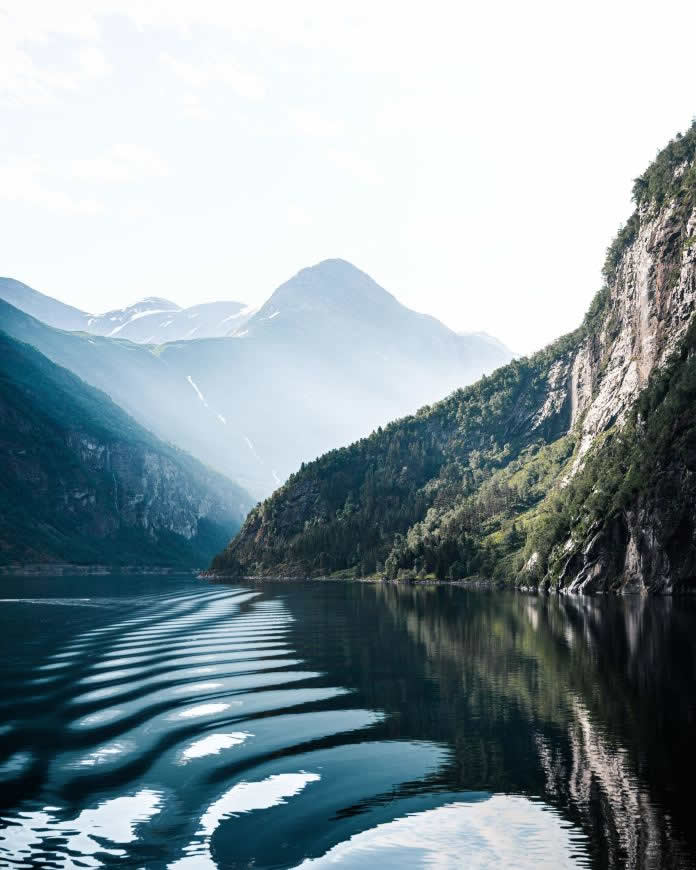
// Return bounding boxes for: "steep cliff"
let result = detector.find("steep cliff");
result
[527,125,696,593]
[0,333,252,568]
[212,122,696,592]
[540,318,696,594]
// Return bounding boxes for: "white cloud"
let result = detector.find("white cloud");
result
[290,109,343,138]
[286,205,312,227]
[160,52,265,100]
[0,159,103,215]
[77,44,111,78]
[178,92,212,120]
[0,142,165,217]
[0,45,79,106]
[71,145,169,184]
[329,149,382,185]
[0,3,109,105]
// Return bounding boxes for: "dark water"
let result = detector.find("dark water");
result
[0,577,695,869]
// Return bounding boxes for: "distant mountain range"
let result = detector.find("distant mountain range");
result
[0,278,255,343]
[1,260,513,498]
[0,332,251,568]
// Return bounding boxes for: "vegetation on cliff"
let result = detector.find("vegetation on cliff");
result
[532,318,696,589]
[604,120,696,283]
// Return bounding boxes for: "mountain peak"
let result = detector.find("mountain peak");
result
[302,257,364,275]
[102,296,180,315]
[138,296,180,309]
[259,258,398,317]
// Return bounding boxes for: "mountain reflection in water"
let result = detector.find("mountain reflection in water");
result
[0,576,693,868]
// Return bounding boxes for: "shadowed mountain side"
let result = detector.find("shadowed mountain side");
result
[0,332,251,567]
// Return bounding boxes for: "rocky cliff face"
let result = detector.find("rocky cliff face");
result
[61,433,243,542]
[538,144,696,593]
[571,195,696,459]
[545,318,696,594]
[0,334,251,567]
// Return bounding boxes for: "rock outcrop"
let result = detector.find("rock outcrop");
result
[571,197,696,464]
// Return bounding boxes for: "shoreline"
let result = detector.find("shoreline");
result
[201,572,694,595]
[202,572,535,591]
[0,564,199,577]
[3,567,689,594]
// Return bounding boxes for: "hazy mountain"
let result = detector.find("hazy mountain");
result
[0,277,88,332]
[85,298,256,342]
[214,123,696,594]
[0,332,252,568]
[239,259,510,380]
[0,278,254,344]
[1,261,512,498]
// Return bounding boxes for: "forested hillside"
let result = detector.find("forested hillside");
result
[213,122,696,593]
[0,333,251,567]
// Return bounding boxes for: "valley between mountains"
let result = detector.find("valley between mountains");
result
[0,260,510,569]
[3,124,696,592]
[1,261,511,500]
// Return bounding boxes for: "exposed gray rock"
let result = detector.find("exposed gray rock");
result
[569,199,696,474]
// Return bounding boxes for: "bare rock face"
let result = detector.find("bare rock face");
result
[531,359,572,431]
[570,199,696,471]
[556,476,696,595]
[531,189,696,483]
[620,511,673,594]
[540,153,696,593]
[67,434,242,541]
[556,520,626,594]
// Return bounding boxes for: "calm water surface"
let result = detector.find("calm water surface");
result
[0,576,694,869]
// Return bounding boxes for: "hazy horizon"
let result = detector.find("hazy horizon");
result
[2,258,515,348]
[2,1,695,354]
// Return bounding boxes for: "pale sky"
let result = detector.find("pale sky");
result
[1,0,695,354]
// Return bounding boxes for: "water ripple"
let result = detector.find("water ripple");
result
[0,578,622,868]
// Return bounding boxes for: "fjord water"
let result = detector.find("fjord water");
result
[0,578,694,869]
